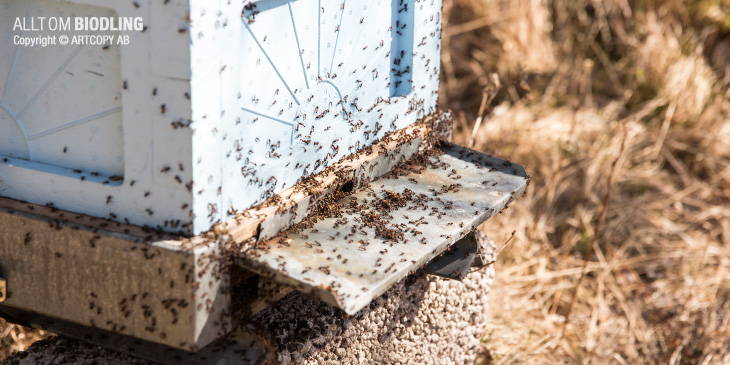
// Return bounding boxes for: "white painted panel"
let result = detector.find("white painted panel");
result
[0,0,123,176]
[151,0,191,80]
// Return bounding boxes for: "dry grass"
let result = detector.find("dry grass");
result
[0,319,47,360]
[442,0,730,363]
[3,0,730,363]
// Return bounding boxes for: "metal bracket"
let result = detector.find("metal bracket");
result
[0,277,5,303]
[470,230,496,268]
[419,233,479,280]
[419,230,497,280]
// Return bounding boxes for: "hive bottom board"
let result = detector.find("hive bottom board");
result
[6,238,496,364]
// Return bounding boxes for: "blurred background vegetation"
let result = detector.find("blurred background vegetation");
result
[441,0,730,363]
[3,0,730,363]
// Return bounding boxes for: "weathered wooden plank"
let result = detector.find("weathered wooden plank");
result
[235,143,528,314]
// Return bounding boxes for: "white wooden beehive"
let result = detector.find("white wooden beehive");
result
[0,0,442,235]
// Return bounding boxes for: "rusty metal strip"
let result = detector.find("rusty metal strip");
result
[235,143,529,315]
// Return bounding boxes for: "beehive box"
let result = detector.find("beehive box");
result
[0,0,442,235]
